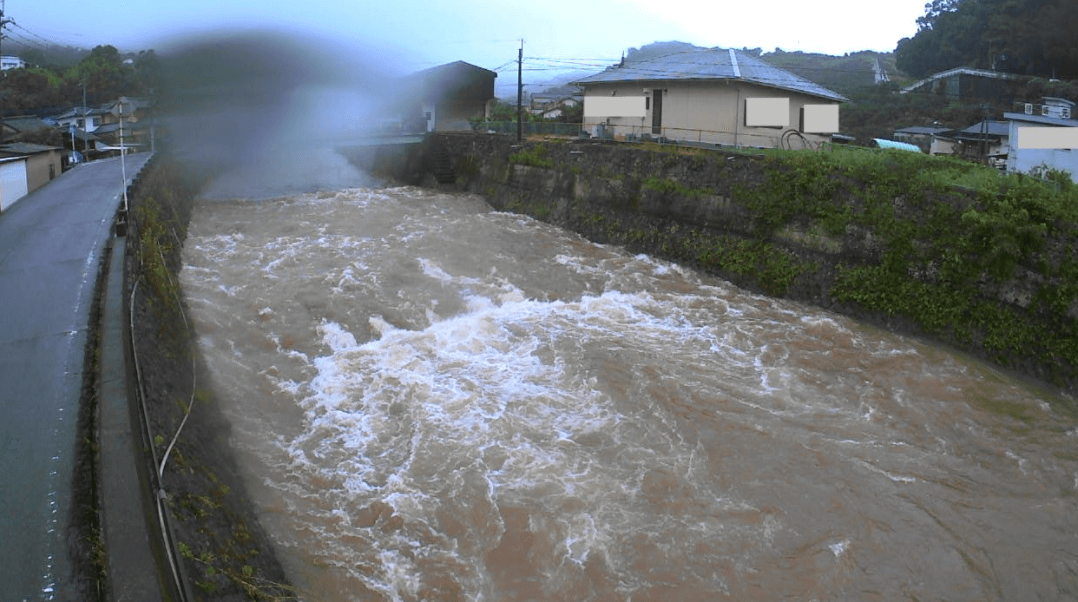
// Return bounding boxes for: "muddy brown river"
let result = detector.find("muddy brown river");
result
[180,153,1078,600]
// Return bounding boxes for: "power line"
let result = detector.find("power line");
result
[5,30,49,51]
[8,21,86,49]
[10,21,54,46]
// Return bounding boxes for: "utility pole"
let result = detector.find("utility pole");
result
[82,77,88,154]
[119,98,128,214]
[0,0,12,147]
[517,40,523,142]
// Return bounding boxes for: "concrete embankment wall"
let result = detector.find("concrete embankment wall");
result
[96,154,291,600]
[350,132,1078,394]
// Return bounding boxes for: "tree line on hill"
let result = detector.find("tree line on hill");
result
[896,0,1078,79]
[2,44,160,115]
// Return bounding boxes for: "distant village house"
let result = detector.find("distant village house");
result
[0,143,65,211]
[900,67,1024,103]
[935,120,1011,167]
[893,125,954,155]
[529,87,582,120]
[0,55,25,71]
[396,61,497,133]
[1004,97,1078,183]
[573,48,846,149]
[50,97,152,160]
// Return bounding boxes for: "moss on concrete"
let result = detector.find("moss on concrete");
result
[122,155,294,600]
[394,133,1078,397]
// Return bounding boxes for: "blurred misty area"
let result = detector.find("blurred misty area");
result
[157,29,410,198]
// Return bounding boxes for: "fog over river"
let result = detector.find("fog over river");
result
[180,153,1078,601]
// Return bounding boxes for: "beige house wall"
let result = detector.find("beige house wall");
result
[583,80,839,148]
[435,101,490,132]
[930,138,959,156]
[24,150,64,193]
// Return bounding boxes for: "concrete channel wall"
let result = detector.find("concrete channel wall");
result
[93,152,180,601]
[347,132,1078,393]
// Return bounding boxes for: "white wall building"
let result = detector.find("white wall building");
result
[52,107,107,133]
[0,156,30,212]
[573,48,846,149]
[0,56,26,70]
[1004,98,1078,183]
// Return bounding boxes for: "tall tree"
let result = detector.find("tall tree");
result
[65,44,134,105]
[896,0,1078,79]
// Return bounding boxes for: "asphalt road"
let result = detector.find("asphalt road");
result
[0,153,152,601]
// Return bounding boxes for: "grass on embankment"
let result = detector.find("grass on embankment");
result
[503,135,1078,389]
[734,146,1078,386]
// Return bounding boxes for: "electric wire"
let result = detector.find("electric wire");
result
[10,21,54,46]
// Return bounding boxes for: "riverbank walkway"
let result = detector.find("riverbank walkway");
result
[0,153,156,600]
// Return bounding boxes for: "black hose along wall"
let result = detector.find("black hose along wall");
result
[120,155,293,600]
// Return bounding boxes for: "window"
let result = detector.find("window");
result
[744,98,789,128]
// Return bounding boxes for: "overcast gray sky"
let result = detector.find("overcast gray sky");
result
[12,0,925,74]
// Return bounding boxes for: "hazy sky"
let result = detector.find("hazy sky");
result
[12,0,926,74]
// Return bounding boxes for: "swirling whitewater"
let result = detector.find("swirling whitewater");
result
[180,184,1078,601]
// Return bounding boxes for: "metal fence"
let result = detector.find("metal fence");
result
[588,123,828,150]
[470,121,830,151]
[472,121,585,137]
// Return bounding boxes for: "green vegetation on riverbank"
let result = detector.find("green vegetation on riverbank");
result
[420,133,1078,391]
[122,156,294,600]
[742,147,1078,374]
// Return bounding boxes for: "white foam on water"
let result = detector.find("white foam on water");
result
[275,282,758,597]
[180,187,1078,602]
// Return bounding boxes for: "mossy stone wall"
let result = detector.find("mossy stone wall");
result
[366,132,1078,393]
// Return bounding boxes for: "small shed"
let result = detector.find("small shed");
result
[893,125,954,154]
[935,120,1011,166]
[0,156,29,212]
[400,61,498,132]
[0,143,65,193]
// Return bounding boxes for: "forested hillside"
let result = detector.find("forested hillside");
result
[1,43,160,114]
[895,0,1078,79]
[758,50,897,99]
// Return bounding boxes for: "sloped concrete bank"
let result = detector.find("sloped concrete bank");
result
[348,132,1078,396]
[83,154,293,600]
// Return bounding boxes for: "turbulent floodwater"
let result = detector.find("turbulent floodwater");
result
[180,177,1078,601]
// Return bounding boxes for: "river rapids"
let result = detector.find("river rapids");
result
[179,161,1078,601]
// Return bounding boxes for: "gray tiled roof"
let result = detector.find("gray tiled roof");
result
[573,48,846,102]
[895,125,952,136]
[955,120,1011,137]
[0,142,63,155]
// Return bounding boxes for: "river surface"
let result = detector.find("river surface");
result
[180,158,1078,601]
